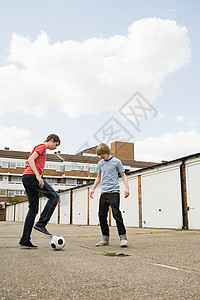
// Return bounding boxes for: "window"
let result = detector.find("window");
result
[71,165,78,171]
[16,162,25,168]
[0,176,8,182]
[6,190,25,197]
[65,164,90,171]
[66,179,77,185]
[0,161,8,168]
[10,162,16,168]
[79,165,89,171]
[65,165,72,171]
[45,163,62,171]
[56,165,62,172]
[8,191,15,197]
[71,164,89,171]
[9,161,25,168]
[45,178,57,184]
[10,176,22,183]
[0,190,7,196]
[15,190,25,196]
[90,166,97,173]
[45,164,53,170]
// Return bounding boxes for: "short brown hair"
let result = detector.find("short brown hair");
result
[45,134,61,145]
[96,143,110,156]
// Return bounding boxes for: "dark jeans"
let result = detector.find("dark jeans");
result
[98,192,126,237]
[20,174,59,243]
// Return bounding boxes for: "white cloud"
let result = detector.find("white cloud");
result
[175,115,196,126]
[135,129,200,162]
[175,115,184,122]
[0,126,34,151]
[0,18,191,118]
[186,116,197,127]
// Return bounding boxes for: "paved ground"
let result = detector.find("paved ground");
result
[0,222,200,300]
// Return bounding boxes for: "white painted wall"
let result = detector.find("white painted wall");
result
[15,204,20,222]
[6,204,15,221]
[89,185,101,226]
[19,202,24,221]
[23,201,28,222]
[60,192,71,225]
[73,187,88,225]
[141,164,183,229]
[185,159,200,229]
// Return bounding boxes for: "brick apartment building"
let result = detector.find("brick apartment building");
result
[0,141,157,204]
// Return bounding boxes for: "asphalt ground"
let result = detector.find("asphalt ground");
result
[0,222,200,300]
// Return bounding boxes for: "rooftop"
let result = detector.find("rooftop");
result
[0,148,158,168]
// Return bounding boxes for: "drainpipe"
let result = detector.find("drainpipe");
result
[4,202,7,221]
[14,203,16,222]
[70,189,73,225]
[180,160,188,229]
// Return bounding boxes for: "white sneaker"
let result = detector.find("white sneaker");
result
[120,234,128,247]
[120,239,128,247]
[96,236,109,247]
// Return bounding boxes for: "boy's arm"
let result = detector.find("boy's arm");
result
[120,172,130,198]
[90,174,101,198]
[28,152,44,188]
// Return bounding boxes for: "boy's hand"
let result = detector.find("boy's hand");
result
[36,175,44,188]
[90,189,94,198]
[124,189,130,198]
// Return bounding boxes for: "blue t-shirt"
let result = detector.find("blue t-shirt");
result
[96,156,125,193]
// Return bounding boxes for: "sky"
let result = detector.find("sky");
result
[0,0,200,162]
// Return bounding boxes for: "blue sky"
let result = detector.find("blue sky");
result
[0,0,199,162]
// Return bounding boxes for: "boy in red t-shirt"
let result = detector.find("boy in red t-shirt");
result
[19,134,61,249]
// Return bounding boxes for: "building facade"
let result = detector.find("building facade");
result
[0,141,157,204]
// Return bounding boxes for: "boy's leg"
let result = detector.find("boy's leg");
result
[109,193,126,236]
[98,193,110,237]
[35,180,59,228]
[96,193,110,246]
[20,176,39,244]
[110,193,128,247]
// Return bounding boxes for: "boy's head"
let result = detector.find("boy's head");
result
[45,134,61,146]
[96,143,110,156]
[45,134,61,150]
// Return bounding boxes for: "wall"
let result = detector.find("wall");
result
[141,163,183,229]
[0,209,5,221]
[185,158,200,229]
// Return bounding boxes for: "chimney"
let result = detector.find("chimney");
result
[110,141,134,160]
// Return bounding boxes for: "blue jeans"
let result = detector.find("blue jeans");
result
[20,174,59,243]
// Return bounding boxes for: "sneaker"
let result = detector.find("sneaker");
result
[96,236,109,247]
[120,239,128,247]
[34,225,52,236]
[19,241,38,249]
[120,234,128,247]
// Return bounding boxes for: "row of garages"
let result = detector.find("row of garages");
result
[6,153,200,230]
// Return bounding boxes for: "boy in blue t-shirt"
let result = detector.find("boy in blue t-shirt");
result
[90,143,130,247]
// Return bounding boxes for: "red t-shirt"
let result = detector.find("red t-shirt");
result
[24,144,46,175]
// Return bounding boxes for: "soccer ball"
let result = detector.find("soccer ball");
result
[50,235,65,251]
